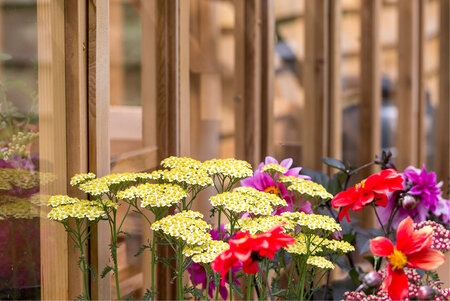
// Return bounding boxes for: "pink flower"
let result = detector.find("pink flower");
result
[240,156,311,214]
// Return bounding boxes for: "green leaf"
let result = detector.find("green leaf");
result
[0,53,11,61]
[349,268,361,286]
[321,157,347,171]
[100,265,114,278]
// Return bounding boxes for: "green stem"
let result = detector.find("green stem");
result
[111,210,121,301]
[151,232,157,298]
[76,220,90,300]
[247,274,254,301]
[177,246,184,300]
[214,272,220,301]
[298,258,306,301]
[205,266,210,301]
[229,270,233,301]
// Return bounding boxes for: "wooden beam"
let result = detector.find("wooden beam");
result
[303,0,329,172]
[437,0,449,191]
[234,0,262,167]
[64,0,88,299]
[328,0,342,166]
[37,0,68,299]
[261,0,275,158]
[397,0,420,170]
[359,0,381,177]
[88,0,111,299]
[417,0,426,165]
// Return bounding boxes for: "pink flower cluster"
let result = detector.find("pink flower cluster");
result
[414,221,450,253]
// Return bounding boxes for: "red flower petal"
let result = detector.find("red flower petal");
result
[374,193,389,207]
[337,205,352,222]
[331,190,354,207]
[243,259,259,274]
[370,237,394,257]
[396,217,434,254]
[407,248,446,270]
[385,265,409,301]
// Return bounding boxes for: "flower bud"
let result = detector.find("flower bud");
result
[417,285,434,300]
[363,271,382,289]
[329,231,343,241]
[402,195,418,210]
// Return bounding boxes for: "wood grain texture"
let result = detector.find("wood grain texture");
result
[37,0,68,299]
[397,0,420,170]
[359,0,381,177]
[64,0,89,299]
[303,0,329,172]
[417,0,426,165]
[88,0,111,299]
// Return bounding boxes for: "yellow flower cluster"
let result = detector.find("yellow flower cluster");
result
[191,240,229,264]
[0,199,40,219]
[210,187,287,216]
[98,198,119,209]
[0,131,39,159]
[323,239,355,253]
[202,158,253,179]
[279,176,333,200]
[118,183,187,208]
[48,195,79,207]
[0,168,55,190]
[70,173,96,186]
[233,215,286,234]
[261,163,287,174]
[47,198,105,221]
[161,156,203,170]
[281,211,341,233]
[307,256,334,269]
[151,167,213,187]
[78,178,110,196]
[285,233,324,255]
[151,211,212,246]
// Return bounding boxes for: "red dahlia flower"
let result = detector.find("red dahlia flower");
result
[331,169,403,222]
[211,225,295,283]
[370,216,445,300]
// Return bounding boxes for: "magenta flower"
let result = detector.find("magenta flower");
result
[240,156,311,214]
[377,165,446,228]
[187,225,240,299]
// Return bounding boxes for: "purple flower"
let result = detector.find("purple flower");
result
[187,225,240,299]
[240,156,311,214]
[403,165,442,211]
[377,165,445,228]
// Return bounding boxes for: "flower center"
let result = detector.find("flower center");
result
[388,249,407,270]
[264,185,280,197]
[355,179,367,190]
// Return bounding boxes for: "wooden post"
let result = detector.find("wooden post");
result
[155,0,190,299]
[88,0,111,299]
[110,0,124,106]
[65,0,88,299]
[303,0,329,172]
[417,0,426,165]
[359,0,381,177]
[397,0,420,170]
[37,0,68,299]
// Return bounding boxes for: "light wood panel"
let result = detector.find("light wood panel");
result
[417,0,426,165]
[64,0,88,299]
[397,0,420,170]
[359,0,381,177]
[37,0,68,299]
[303,0,329,172]
[88,0,111,299]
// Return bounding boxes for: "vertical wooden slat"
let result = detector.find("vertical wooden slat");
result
[303,0,329,172]
[155,0,190,298]
[437,0,449,190]
[110,0,124,106]
[397,0,420,170]
[37,0,68,299]
[234,0,262,167]
[64,0,88,299]
[260,0,274,158]
[88,0,111,299]
[359,0,381,177]
[328,0,342,164]
[417,0,426,165]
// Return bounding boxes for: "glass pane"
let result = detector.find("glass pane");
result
[0,1,40,299]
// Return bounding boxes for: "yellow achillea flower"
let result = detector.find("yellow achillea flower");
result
[279,176,333,200]
[232,215,288,234]
[0,168,55,190]
[70,173,96,186]
[78,178,110,196]
[191,240,230,264]
[261,163,287,174]
[150,167,213,187]
[281,211,342,233]
[48,195,79,207]
[151,210,212,246]
[307,256,334,269]
[0,199,40,219]
[323,239,355,253]
[47,199,105,221]
[118,183,187,208]
[0,131,39,159]
[161,156,203,170]
[202,158,253,179]
[210,186,287,216]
